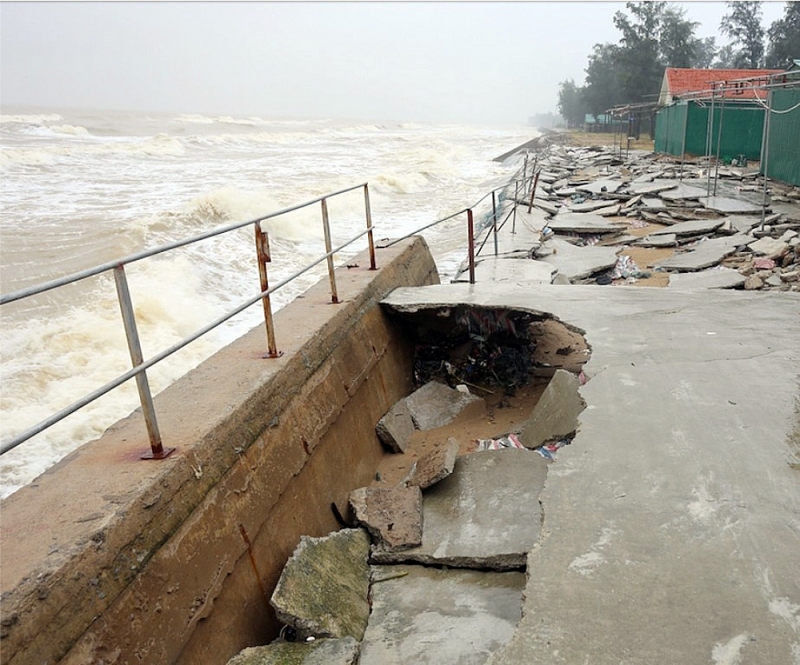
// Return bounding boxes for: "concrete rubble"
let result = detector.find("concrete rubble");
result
[372,449,549,570]
[226,638,360,665]
[348,485,422,550]
[375,400,414,453]
[403,380,483,430]
[269,529,371,642]
[488,143,800,290]
[517,369,586,449]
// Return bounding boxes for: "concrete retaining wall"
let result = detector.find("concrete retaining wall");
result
[0,237,438,665]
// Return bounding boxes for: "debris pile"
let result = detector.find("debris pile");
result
[227,363,586,664]
[500,144,800,290]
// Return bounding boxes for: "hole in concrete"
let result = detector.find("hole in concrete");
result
[394,305,591,395]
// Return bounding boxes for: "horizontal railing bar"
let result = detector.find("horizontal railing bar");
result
[379,170,531,249]
[0,182,368,306]
[0,228,371,454]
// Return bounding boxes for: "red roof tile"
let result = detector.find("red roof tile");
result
[664,67,784,100]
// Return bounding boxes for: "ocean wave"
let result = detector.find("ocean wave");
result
[0,113,64,125]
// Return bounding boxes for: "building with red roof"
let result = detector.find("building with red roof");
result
[658,67,783,105]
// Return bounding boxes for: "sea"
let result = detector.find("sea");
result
[0,107,536,498]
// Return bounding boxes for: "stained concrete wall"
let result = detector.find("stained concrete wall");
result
[0,238,438,665]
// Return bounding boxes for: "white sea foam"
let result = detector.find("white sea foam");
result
[0,107,536,497]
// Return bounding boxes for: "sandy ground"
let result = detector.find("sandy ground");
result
[371,379,549,488]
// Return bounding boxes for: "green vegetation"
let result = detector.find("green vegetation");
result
[557,1,799,126]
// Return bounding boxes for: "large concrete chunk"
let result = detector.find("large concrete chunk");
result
[659,183,709,200]
[349,486,422,550]
[465,257,556,285]
[227,638,360,665]
[407,437,459,489]
[518,369,586,449]
[375,400,415,453]
[668,268,747,290]
[654,235,747,272]
[547,212,624,234]
[372,449,548,570]
[700,195,764,214]
[270,529,371,641]
[360,565,525,665]
[628,179,678,195]
[404,381,482,431]
[748,236,789,259]
[539,239,619,281]
[650,218,725,237]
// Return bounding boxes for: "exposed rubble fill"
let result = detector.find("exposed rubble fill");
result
[389,305,591,394]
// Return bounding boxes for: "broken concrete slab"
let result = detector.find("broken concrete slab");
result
[699,195,764,215]
[654,235,748,272]
[227,638,360,665]
[518,369,586,449]
[668,268,747,290]
[359,565,525,665]
[349,486,422,551]
[538,238,619,282]
[404,381,483,431]
[636,233,677,247]
[576,179,623,195]
[568,200,620,213]
[547,212,625,234]
[407,437,459,490]
[628,179,678,195]
[650,218,725,237]
[747,236,789,259]
[372,449,548,570]
[375,400,415,453]
[462,257,556,285]
[270,529,371,641]
[659,183,709,200]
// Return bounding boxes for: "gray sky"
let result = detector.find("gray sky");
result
[0,2,790,127]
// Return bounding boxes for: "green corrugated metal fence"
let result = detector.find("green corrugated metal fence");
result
[655,100,766,162]
[763,87,800,186]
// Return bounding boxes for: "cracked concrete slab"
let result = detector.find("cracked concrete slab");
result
[463,257,556,285]
[660,183,709,200]
[654,234,749,272]
[539,238,619,281]
[668,268,746,289]
[549,212,624,232]
[360,565,525,665]
[349,486,422,550]
[699,195,764,214]
[382,282,800,665]
[404,381,483,431]
[376,400,415,453]
[628,179,678,195]
[371,449,548,570]
[270,529,371,641]
[406,437,459,489]
[650,218,725,237]
[517,369,586,449]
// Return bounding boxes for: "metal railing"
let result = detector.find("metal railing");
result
[381,157,541,283]
[0,183,376,459]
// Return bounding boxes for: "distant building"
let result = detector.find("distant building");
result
[657,67,782,105]
[654,67,800,186]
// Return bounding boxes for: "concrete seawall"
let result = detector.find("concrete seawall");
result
[0,237,438,665]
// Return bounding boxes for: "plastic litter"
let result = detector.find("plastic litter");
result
[475,433,525,451]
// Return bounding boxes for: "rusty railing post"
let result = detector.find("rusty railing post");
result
[113,264,174,460]
[321,198,339,303]
[364,184,377,270]
[255,223,281,358]
[492,191,498,256]
[467,208,475,285]
[527,170,540,214]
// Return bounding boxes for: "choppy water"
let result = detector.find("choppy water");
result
[0,108,535,497]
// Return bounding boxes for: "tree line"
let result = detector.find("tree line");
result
[557,1,800,127]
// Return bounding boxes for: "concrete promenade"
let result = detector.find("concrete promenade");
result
[384,280,799,664]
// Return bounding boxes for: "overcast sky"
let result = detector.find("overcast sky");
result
[0,2,790,127]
